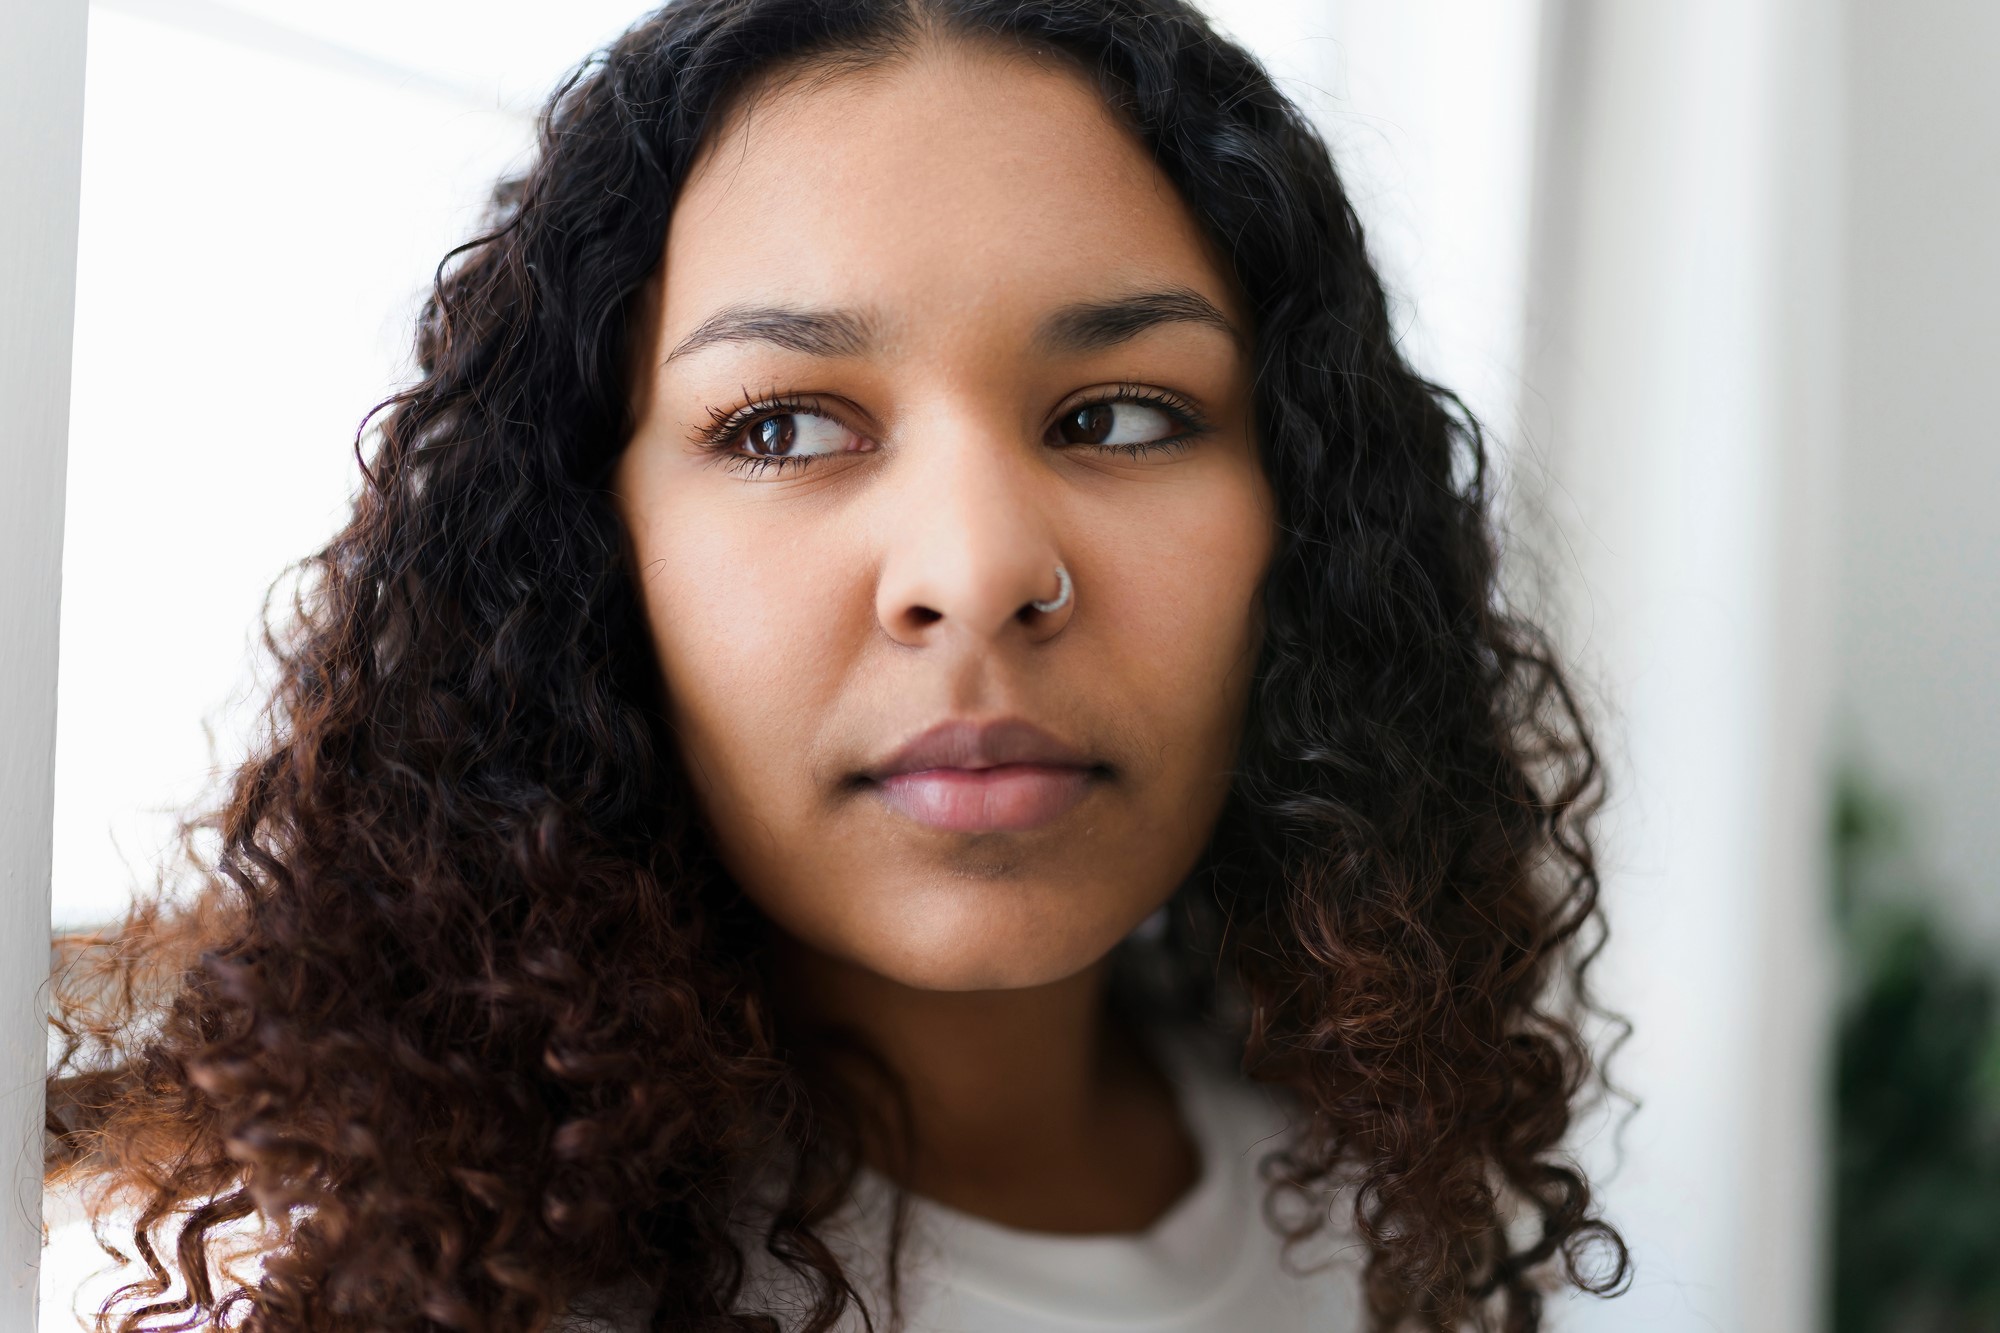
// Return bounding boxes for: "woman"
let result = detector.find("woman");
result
[45,1,1629,1329]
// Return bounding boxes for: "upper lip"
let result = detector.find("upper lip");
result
[863,718,1095,781]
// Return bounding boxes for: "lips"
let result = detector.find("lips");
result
[861,718,1102,833]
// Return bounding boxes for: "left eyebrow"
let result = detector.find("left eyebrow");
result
[1033,287,1244,355]
[663,305,879,365]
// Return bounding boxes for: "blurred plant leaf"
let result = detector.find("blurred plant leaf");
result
[1830,769,2000,1333]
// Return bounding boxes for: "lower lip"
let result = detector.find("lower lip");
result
[873,764,1095,833]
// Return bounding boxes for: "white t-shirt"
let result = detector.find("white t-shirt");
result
[565,1032,1365,1332]
[823,1032,1364,1332]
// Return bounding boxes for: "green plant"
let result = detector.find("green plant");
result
[1830,773,2000,1333]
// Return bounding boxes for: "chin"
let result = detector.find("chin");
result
[837,890,1134,993]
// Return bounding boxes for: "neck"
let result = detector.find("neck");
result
[771,932,1119,1174]
[766,929,1200,1233]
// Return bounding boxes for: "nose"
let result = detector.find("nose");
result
[874,421,1075,648]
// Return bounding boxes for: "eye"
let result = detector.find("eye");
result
[1050,393,1202,453]
[741,411,862,458]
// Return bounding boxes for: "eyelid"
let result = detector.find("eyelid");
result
[693,390,857,449]
[690,391,875,476]
[696,392,868,448]
[1048,382,1212,443]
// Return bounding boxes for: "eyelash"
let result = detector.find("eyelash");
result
[1071,383,1211,456]
[694,392,830,477]
[693,383,1211,478]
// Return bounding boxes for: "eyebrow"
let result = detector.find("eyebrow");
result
[663,305,876,364]
[1034,287,1243,355]
[660,287,1242,365]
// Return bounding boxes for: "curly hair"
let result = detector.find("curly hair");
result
[44,1,1630,1329]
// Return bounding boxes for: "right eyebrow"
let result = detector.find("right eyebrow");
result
[1034,287,1244,355]
[662,305,877,365]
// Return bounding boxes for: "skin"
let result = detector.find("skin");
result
[614,38,1274,1232]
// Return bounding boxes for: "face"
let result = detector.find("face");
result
[614,41,1274,993]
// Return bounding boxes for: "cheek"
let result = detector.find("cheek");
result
[620,490,859,810]
[1094,462,1272,754]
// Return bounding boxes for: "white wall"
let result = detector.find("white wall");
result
[1,0,88,1324]
[1837,0,2000,947]
[50,1,529,932]
[1528,2,1841,1329]
[1203,0,1546,459]
[51,0,653,934]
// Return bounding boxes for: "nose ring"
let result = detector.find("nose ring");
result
[1029,563,1072,614]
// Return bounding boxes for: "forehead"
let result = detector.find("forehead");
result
[661,41,1239,341]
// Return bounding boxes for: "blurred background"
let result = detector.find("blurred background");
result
[34,0,2000,1328]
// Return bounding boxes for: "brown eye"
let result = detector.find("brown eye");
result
[1058,404,1117,445]
[748,416,797,455]
[1054,400,1183,449]
[741,412,858,458]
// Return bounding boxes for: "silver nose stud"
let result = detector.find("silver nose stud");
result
[1029,563,1072,614]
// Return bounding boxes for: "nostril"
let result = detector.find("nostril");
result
[907,606,944,628]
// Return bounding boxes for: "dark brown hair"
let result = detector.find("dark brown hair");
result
[46,1,1628,1328]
